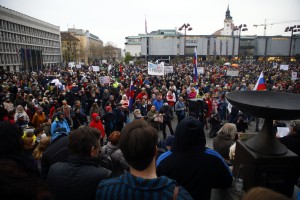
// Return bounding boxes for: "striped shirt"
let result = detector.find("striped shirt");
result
[96,172,193,200]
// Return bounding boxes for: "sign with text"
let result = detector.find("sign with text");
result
[148,62,164,76]
[280,65,289,71]
[92,66,99,72]
[226,70,239,76]
[164,66,174,73]
[99,76,111,84]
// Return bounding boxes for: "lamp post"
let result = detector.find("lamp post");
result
[236,24,248,60]
[285,25,300,62]
[179,23,192,58]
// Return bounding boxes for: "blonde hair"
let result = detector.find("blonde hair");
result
[32,137,51,160]
[217,123,237,140]
[242,187,289,200]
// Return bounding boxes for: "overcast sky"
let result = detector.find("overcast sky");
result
[1,0,300,49]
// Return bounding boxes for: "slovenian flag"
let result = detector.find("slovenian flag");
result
[129,79,135,111]
[253,71,267,91]
[193,47,198,83]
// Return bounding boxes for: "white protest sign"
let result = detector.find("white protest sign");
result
[280,65,289,71]
[164,66,174,73]
[76,64,82,69]
[197,67,204,74]
[92,66,99,72]
[99,76,111,84]
[226,70,239,76]
[292,72,298,80]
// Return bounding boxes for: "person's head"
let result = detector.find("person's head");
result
[69,126,101,157]
[105,106,112,113]
[92,113,100,121]
[108,131,121,146]
[133,109,143,119]
[56,111,64,121]
[16,105,25,113]
[178,96,184,102]
[0,121,23,156]
[37,107,43,114]
[150,105,156,112]
[217,123,237,140]
[120,120,158,171]
[172,116,206,153]
[242,187,289,200]
[290,120,300,134]
[62,100,67,105]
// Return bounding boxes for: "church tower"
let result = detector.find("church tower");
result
[221,5,235,35]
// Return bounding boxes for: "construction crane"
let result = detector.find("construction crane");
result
[253,19,300,36]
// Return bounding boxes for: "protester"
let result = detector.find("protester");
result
[156,116,233,200]
[47,126,111,200]
[89,113,106,145]
[50,111,70,136]
[96,120,193,200]
[0,121,53,199]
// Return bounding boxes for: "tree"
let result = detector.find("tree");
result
[124,52,132,64]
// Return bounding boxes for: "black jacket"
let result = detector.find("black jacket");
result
[156,117,232,200]
[41,135,69,179]
[47,155,111,200]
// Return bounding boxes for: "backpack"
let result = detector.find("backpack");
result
[99,147,117,173]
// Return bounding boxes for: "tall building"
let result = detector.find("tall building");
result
[0,6,61,72]
[213,5,237,36]
[67,28,103,64]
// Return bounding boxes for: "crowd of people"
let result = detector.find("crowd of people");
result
[0,60,299,200]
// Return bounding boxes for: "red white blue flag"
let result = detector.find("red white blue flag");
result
[193,47,198,83]
[129,79,135,111]
[253,71,267,91]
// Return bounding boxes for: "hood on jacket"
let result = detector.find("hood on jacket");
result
[91,113,99,121]
[171,116,206,153]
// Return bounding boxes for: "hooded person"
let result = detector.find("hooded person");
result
[156,116,233,200]
[50,111,70,136]
[89,113,106,145]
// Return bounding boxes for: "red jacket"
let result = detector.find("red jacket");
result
[89,113,105,138]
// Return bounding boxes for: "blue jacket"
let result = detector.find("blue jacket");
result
[50,119,70,136]
[153,99,164,112]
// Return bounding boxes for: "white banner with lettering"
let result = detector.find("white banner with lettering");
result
[92,66,99,72]
[148,62,164,76]
[292,72,298,80]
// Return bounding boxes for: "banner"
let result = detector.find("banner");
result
[164,66,173,73]
[92,66,99,72]
[197,67,204,75]
[280,65,289,71]
[99,76,111,84]
[76,64,82,69]
[226,70,239,77]
[148,62,164,76]
[292,72,298,80]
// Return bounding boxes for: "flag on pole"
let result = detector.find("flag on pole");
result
[193,47,198,83]
[129,79,135,111]
[253,71,267,91]
[145,15,148,34]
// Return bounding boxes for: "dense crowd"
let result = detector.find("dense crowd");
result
[0,60,299,200]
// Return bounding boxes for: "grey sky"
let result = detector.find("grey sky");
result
[1,0,300,49]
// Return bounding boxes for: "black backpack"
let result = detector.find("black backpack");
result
[99,147,116,173]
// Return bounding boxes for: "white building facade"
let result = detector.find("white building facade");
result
[0,6,61,72]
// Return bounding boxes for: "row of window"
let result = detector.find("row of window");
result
[0,31,60,47]
[0,20,59,40]
[0,53,61,65]
[0,43,61,54]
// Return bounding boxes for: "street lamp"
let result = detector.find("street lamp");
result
[236,24,248,60]
[179,23,192,57]
[285,25,300,62]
